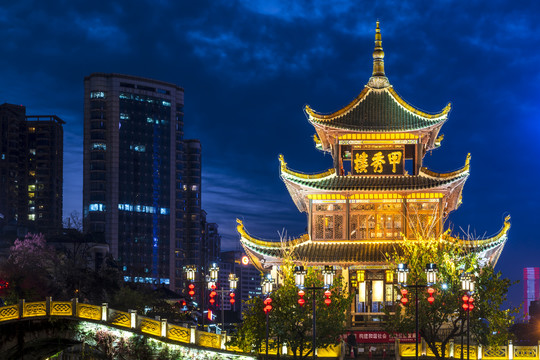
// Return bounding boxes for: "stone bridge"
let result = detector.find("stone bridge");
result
[0,298,254,359]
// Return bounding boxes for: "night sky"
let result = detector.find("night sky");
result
[1,1,539,310]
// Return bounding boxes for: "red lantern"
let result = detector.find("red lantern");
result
[427,287,435,304]
[298,289,305,307]
[324,298,331,306]
[188,283,195,297]
[230,292,236,304]
[264,297,273,313]
[462,294,469,310]
[468,296,474,311]
[324,290,331,306]
[209,288,217,305]
[400,288,408,306]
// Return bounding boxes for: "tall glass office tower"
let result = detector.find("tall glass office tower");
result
[83,73,187,290]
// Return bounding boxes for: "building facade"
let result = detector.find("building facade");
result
[524,267,539,321]
[0,104,64,237]
[83,73,189,291]
[238,23,509,328]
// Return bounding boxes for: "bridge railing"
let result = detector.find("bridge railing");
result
[398,340,540,360]
[0,298,226,351]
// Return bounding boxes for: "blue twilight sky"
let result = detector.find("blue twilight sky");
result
[1,1,539,310]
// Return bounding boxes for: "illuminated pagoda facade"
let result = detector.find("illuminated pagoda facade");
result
[237,22,509,327]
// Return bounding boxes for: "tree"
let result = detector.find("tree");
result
[230,260,353,360]
[0,233,58,302]
[384,238,517,360]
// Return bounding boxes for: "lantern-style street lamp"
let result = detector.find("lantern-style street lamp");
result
[295,266,306,288]
[397,263,438,360]
[208,263,219,289]
[460,273,476,360]
[262,274,274,360]
[397,263,409,284]
[294,265,335,360]
[185,265,197,282]
[322,265,335,288]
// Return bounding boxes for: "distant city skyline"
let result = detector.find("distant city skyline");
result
[1,1,538,308]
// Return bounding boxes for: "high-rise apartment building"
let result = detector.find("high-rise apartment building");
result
[524,267,539,321]
[0,104,64,237]
[183,140,203,271]
[83,73,186,290]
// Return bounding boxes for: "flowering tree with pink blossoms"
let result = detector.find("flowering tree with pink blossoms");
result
[0,233,58,302]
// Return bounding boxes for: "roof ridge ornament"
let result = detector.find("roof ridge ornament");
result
[367,21,391,89]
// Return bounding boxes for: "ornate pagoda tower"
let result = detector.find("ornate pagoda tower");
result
[237,22,509,327]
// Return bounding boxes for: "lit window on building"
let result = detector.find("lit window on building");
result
[120,113,130,120]
[162,101,171,107]
[191,185,198,191]
[89,203,105,212]
[28,127,35,133]
[28,185,36,191]
[91,143,106,150]
[28,214,36,220]
[129,144,146,152]
[90,91,106,99]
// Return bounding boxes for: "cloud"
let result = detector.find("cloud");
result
[201,166,306,249]
[237,0,353,22]
[73,15,129,51]
[185,28,333,81]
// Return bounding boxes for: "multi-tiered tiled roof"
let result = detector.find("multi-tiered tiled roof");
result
[238,21,509,272]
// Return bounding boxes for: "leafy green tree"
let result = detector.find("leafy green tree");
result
[228,296,266,353]
[384,239,517,360]
[230,261,353,360]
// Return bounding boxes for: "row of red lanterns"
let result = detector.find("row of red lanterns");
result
[399,287,475,312]
[297,289,332,307]
[399,287,436,305]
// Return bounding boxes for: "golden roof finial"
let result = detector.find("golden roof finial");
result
[278,154,287,169]
[372,20,385,77]
[368,21,390,88]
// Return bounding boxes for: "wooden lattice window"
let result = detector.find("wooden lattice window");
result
[406,200,440,238]
[311,202,346,240]
[349,202,403,240]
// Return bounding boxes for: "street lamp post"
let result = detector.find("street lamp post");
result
[461,273,475,360]
[397,263,438,360]
[262,274,274,360]
[295,265,335,360]
[214,273,239,334]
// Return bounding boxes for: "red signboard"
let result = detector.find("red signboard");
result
[342,331,416,343]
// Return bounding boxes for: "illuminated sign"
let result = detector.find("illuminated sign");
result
[351,149,404,175]
[241,256,249,265]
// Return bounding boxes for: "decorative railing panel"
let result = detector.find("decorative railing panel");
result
[110,310,131,328]
[400,343,417,357]
[197,331,220,349]
[426,343,449,357]
[0,305,18,322]
[77,303,101,321]
[514,346,538,359]
[484,346,508,359]
[140,317,160,337]
[51,301,72,316]
[454,345,477,359]
[23,301,46,317]
[168,324,190,343]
